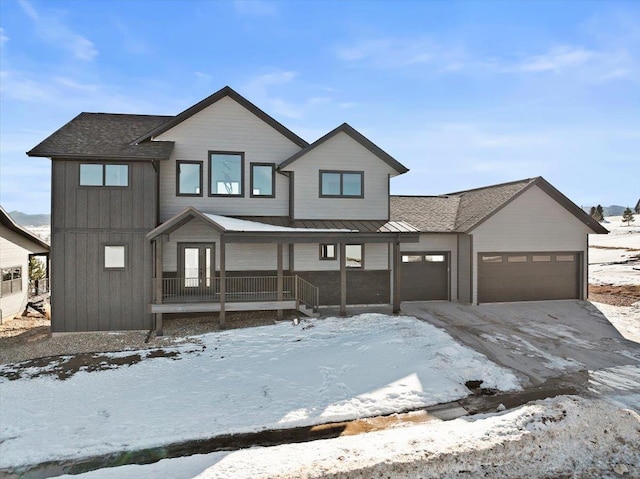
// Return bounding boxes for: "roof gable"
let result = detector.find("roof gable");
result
[132,86,308,148]
[278,123,409,175]
[0,206,49,250]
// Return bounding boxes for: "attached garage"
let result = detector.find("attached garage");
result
[400,252,449,301]
[477,252,581,303]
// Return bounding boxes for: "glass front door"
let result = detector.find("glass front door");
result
[179,243,214,292]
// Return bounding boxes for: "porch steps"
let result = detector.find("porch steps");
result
[298,305,320,318]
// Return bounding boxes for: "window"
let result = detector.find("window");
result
[176,161,202,196]
[402,255,423,263]
[251,163,275,198]
[425,255,445,262]
[482,255,503,263]
[507,255,527,263]
[320,244,337,260]
[80,164,128,186]
[104,245,126,269]
[556,254,575,262]
[1,267,22,296]
[346,244,363,268]
[209,151,244,196]
[319,171,363,198]
[532,255,551,262]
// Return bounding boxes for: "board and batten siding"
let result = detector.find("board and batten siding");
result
[400,233,459,300]
[282,132,396,220]
[155,96,303,221]
[470,185,592,303]
[0,224,48,321]
[51,160,156,332]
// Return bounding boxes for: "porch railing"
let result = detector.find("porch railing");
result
[29,278,49,297]
[157,275,319,312]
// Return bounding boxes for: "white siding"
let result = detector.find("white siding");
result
[162,218,289,272]
[293,242,389,271]
[282,132,396,220]
[0,224,48,321]
[470,185,592,303]
[156,96,303,220]
[400,233,458,300]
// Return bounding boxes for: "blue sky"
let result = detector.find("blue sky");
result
[1,0,638,214]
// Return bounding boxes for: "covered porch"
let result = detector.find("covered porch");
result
[147,208,419,334]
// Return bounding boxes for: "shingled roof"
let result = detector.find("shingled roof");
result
[27,113,175,160]
[391,177,607,234]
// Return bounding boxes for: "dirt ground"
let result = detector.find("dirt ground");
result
[588,283,640,306]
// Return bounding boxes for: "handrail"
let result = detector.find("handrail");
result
[156,275,319,312]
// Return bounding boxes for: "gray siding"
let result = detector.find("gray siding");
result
[457,234,472,303]
[51,160,156,332]
[281,132,397,220]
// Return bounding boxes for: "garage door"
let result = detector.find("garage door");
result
[400,252,449,301]
[478,252,581,303]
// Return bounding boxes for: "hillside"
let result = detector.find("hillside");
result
[7,211,50,227]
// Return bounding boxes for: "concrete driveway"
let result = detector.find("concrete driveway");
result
[402,300,640,409]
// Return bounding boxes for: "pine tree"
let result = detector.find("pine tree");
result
[622,207,635,226]
[596,205,604,221]
[29,256,47,280]
[589,206,597,219]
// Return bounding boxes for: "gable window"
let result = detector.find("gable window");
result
[250,163,275,198]
[1,267,22,296]
[319,171,363,198]
[104,245,126,270]
[320,243,337,260]
[346,244,363,268]
[176,161,202,196]
[80,164,128,186]
[209,151,244,196]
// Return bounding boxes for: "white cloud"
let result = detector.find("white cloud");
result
[18,0,98,61]
[0,28,9,47]
[241,71,301,118]
[233,0,278,17]
[598,68,632,82]
[514,46,593,72]
[337,37,440,68]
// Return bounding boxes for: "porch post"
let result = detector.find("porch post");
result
[277,242,284,320]
[155,237,164,336]
[219,236,226,328]
[393,238,401,314]
[340,242,346,317]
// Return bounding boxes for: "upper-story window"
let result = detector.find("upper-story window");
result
[209,151,244,197]
[176,161,203,196]
[80,164,128,186]
[250,163,275,198]
[319,170,363,198]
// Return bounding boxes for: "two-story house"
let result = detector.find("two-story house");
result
[27,86,607,334]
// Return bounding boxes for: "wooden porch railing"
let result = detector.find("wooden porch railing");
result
[157,275,319,312]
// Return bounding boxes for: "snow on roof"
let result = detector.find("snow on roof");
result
[203,213,355,233]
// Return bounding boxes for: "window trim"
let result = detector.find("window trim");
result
[345,244,364,269]
[319,170,364,198]
[79,163,129,187]
[319,243,337,261]
[1,266,22,297]
[250,162,276,198]
[208,151,245,197]
[103,244,128,271]
[176,160,203,197]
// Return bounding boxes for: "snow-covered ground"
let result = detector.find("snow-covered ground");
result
[0,314,520,471]
[589,215,640,286]
[54,396,640,479]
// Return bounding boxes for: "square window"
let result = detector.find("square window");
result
[177,161,202,196]
[346,244,363,268]
[210,152,243,196]
[105,165,128,186]
[320,243,337,260]
[80,164,103,186]
[251,163,275,197]
[320,172,341,196]
[105,245,126,269]
[342,173,362,196]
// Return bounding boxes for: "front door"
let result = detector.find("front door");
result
[179,243,215,294]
